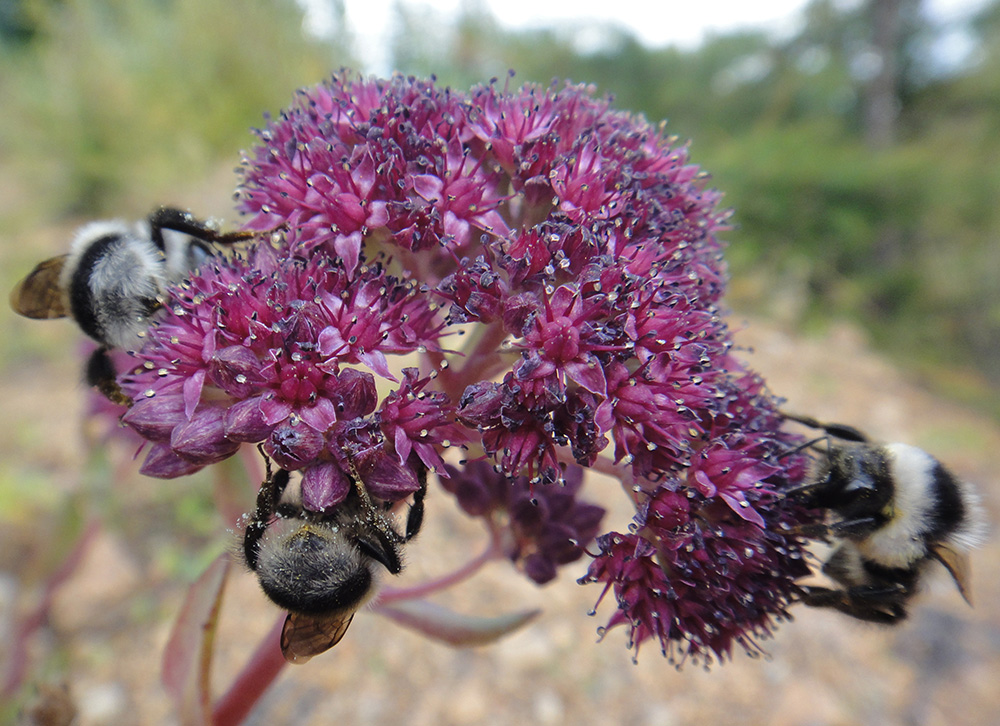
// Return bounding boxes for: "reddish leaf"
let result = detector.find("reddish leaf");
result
[162,553,231,726]
[376,599,540,647]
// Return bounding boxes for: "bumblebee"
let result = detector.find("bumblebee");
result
[10,207,254,405]
[243,460,426,663]
[784,412,986,623]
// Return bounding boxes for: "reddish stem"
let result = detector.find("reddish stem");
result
[428,320,511,401]
[211,613,286,726]
[1,519,101,697]
[377,527,503,605]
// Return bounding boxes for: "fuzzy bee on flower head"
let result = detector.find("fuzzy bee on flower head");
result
[783,412,987,623]
[242,458,428,664]
[10,207,256,405]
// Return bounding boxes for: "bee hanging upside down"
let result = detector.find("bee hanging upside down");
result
[783,412,987,624]
[242,458,427,663]
[9,207,256,406]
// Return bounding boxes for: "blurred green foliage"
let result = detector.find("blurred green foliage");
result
[0,0,346,221]
[394,0,1000,397]
[2,0,999,400]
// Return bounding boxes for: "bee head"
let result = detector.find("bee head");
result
[810,445,893,522]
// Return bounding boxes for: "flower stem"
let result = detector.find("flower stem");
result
[211,613,286,726]
[430,320,511,400]
[1,519,100,697]
[376,527,503,605]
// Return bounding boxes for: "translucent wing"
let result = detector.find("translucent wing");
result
[930,541,973,605]
[280,611,355,664]
[10,255,70,319]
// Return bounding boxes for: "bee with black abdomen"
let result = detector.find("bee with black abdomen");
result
[10,207,255,405]
[242,458,427,663]
[783,412,986,624]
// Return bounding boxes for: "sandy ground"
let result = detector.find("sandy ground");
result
[2,309,999,726]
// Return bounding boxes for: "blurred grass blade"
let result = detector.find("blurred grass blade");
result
[377,599,540,647]
[162,552,231,726]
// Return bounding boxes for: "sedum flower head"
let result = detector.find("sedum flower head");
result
[121,243,447,508]
[118,72,815,662]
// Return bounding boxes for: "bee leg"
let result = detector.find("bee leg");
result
[148,206,255,249]
[798,584,908,623]
[789,517,880,543]
[405,464,428,542]
[85,347,133,407]
[356,529,404,575]
[779,436,829,462]
[789,522,834,539]
[782,476,826,497]
[827,516,880,539]
[819,543,861,588]
[243,466,291,570]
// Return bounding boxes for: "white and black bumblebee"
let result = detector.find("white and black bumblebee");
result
[243,459,426,663]
[784,412,986,624]
[10,207,254,405]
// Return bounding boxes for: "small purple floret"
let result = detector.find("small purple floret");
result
[442,460,605,584]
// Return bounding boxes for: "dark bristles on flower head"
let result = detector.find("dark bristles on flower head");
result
[117,72,817,662]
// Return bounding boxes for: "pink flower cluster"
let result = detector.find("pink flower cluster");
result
[119,72,812,662]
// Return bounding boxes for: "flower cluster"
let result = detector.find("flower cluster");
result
[118,72,815,662]
[121,244,456,509]
[442,459,605,584]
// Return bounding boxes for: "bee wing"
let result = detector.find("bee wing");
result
[930,541,973,605]
[280,610,355,664]
[10,255,70,319]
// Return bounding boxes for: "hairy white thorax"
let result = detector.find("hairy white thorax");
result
[857,443,936,568]
[59,219,209,350]
[857,443,987,568]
